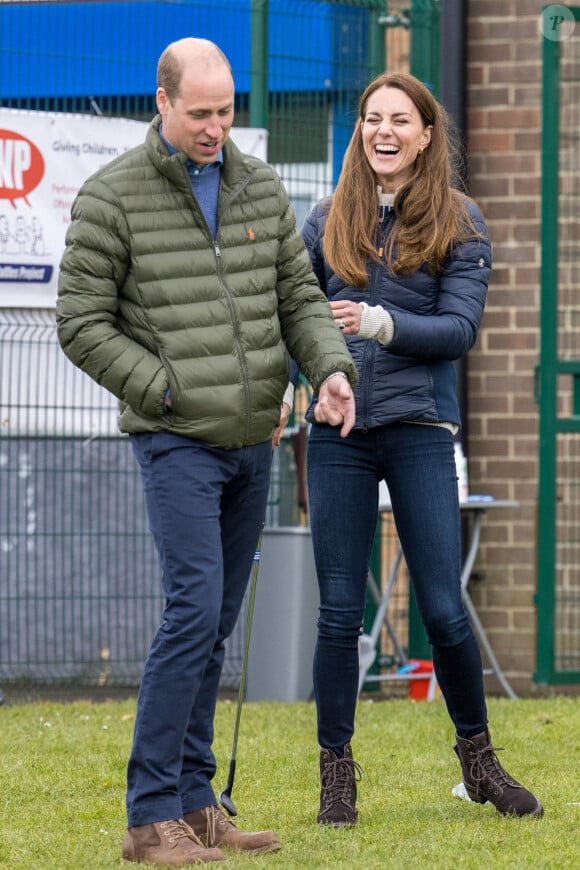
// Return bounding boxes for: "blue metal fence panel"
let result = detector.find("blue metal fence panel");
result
[0,0,370,100]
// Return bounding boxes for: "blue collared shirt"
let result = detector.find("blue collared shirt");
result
[160,126,222,238]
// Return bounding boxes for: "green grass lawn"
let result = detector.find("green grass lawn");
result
[1,694,579,869]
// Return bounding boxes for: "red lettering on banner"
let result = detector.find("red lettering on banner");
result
[0,130,45,208]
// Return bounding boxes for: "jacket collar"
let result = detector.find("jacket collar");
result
[146,114,255,192]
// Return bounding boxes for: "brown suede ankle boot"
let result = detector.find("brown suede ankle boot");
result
[184,805,281,854]
[121,819,226,865]
[454,729,543,817]
[317,743,362,826]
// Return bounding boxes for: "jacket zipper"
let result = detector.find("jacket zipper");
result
[359,313,376,433]
[184,169,257,443]
[359,211,396,431]
[359,232,385,432]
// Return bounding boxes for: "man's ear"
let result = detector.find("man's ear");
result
[156,87,168,115]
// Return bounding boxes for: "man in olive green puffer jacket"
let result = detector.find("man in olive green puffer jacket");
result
[57,37,357,867]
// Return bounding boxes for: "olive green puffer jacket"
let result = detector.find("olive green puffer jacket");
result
[57,117,357,449]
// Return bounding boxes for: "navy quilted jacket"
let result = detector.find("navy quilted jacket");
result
[302,195,491,431]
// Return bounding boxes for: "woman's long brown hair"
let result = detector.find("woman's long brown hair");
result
[323,72,481,287]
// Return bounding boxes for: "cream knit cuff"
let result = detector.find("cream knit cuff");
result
[282,381,295,409]
[358,302,394,345]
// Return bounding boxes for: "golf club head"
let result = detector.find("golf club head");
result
[218,788,238,817]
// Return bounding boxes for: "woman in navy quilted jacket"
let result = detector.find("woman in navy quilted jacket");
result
[302,72,543,826]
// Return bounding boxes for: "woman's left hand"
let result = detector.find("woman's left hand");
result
[330,300,363,335]
[272,401,292,448]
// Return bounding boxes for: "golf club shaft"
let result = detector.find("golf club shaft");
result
[231,531,262,756]
[220,526,263,811]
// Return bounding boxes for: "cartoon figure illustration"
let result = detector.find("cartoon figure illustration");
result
[13,215,30,253]
[0,215,9,253]
[30,216,45,255]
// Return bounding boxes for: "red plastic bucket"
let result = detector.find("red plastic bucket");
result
[401,659,437,701]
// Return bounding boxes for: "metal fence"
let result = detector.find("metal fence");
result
[0,0,388,693]
[0,309,307,691]
[0,0,445,695]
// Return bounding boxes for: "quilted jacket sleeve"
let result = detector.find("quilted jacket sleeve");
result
[56,176,169,418]
[270,185,357,392]
[386,200,491,360]
[300,200,330,296]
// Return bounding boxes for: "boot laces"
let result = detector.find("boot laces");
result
[321,756,363,806]
[204,805,235,843]
[469,741,517,795]
[162,820,203,847]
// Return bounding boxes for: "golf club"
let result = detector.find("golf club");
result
[219,526,264,817]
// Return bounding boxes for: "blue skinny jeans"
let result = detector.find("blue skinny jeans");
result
[126,432,272,827]
[307,422,488,753]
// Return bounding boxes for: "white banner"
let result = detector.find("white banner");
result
[0,109,268,308]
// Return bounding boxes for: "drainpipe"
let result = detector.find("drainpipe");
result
[440,0,469,449]
[440,0,467,145]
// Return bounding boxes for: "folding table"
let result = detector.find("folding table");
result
[358,496,519,700]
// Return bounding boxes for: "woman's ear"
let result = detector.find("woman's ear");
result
[421,125,433,149]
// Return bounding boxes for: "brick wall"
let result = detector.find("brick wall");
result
[465,0,562,695]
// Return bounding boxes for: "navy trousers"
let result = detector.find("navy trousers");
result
[126,432,272,826]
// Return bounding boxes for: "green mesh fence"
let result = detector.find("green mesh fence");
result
[0,0,383,693]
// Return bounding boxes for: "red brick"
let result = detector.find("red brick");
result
[476,178,512,198]
[487,417,537,436]
[468,65,486,86]
[470,19,538,39]
[513,395,539,414]
[515,39,542,62]
[467,87,512,108]
[486,265,512,285]
[484,199,538,219]
[488,107,540,128]
[512,86,542,106]
[469,437,511,456]
[488,64,541,86]
[469,130,513,151]
[476,154,539,174]
[511,222,540,242]
[486,331,537,350]
[484,308,517,326]
[484,374,534,394]
[469,42,514,63]
[513,352,540,372]
[469,396,511,414]
[486,288,537,306]
[490,244,538,264]
[514,310,539,328]
[469,0,517,16]
[517,0,549,16]
[512,266,540,285]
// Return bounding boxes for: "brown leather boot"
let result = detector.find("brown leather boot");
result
[121,819,226,866]
[317,743,362,826]
[454,729,544,817]
[184,805,281,854]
